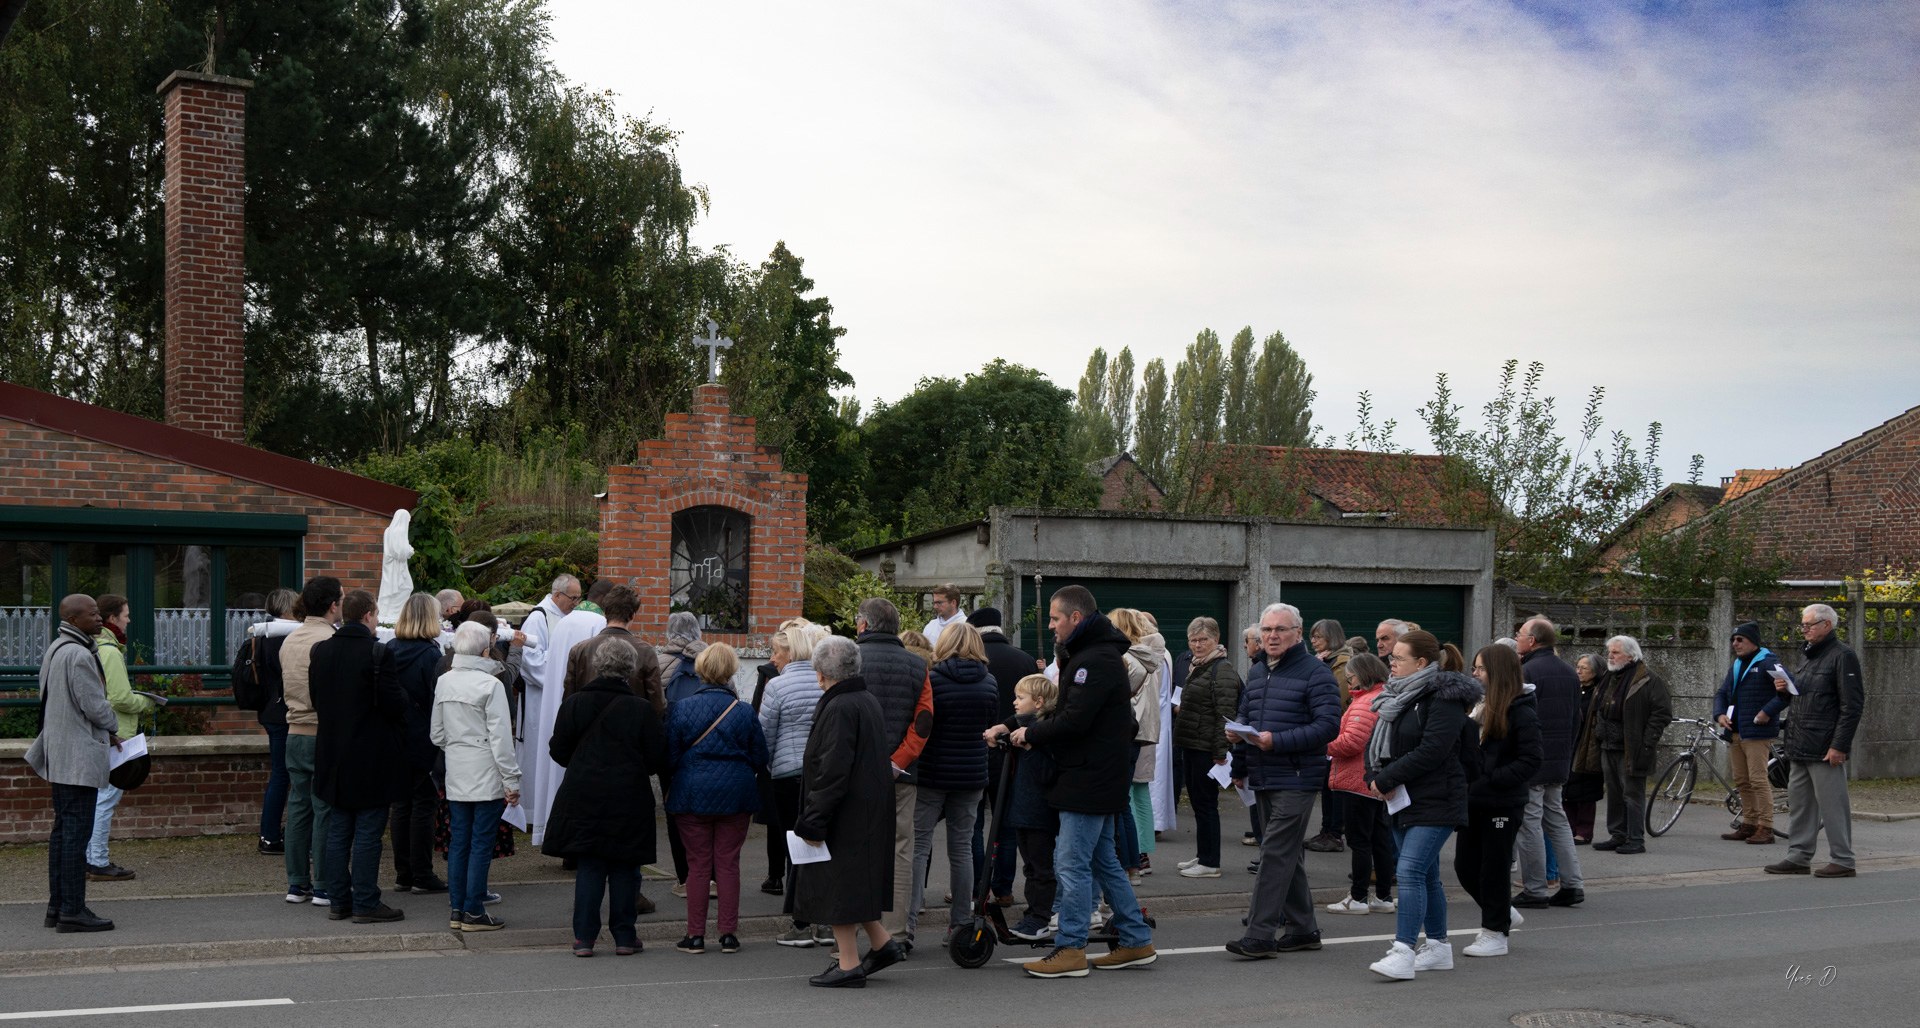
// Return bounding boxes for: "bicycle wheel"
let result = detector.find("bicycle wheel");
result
[1646,755,1696,837]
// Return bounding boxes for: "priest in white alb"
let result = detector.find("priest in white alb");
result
[528,578,609,846]
[513,574,579,844]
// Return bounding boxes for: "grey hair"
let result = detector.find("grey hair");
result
[1803,603,1839,629]
[1242,625,1260,641]
[814,635,861,683]
[551,574,580,596]
[1260,602,1301,628]
[857,597,901,635]
[436,588,465,608]
[452,621,492,656]
[591,636,639,680]
[1495,637,1517,650]
[1520,617,1558,648]
[1376,619,1408,638]
[1605,635,1644,663]
[665,611,703,647]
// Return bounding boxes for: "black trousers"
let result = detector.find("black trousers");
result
[1180,748,1225,869]
[768,775,804,920]
[389,769,439,886]
[660,769,689,882]
[1343,793,1396,901]
[1016,826,1058,918]
[1453,802,1525,934]
[49,783,97,916]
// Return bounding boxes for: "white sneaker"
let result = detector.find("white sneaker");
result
[1413,938,1454,971]
[1369,941,1417,980]
[1509,906,1524,929]
[1325,896,1371,915]
[1128,871,1143,887]
[1179,864,1222,878]
[1368,896,1397,913]
[1463,929,1508,957]
[1177,857,1202,870]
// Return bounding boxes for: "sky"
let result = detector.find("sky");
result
[545,0,1920,483]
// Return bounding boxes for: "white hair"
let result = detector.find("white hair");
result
[1803,603,1839,629]
[1605,635,1644,663]
[1495,637,1517,650]
[814,635,861,683]
[436,588,465,608]
[452,621,492,656]
[551,574,580,596]
[1242,625,1261,641]
[1261,603,1301,628]
[1376,619,1408,638]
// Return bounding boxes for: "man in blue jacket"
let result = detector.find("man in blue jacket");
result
[1227,602,1341,958]
[1714,621,1787,844]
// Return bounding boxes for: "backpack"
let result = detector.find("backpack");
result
[663,653,704,707]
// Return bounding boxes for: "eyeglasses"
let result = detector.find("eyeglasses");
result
[1388,655,1411,666]
[562,592,582,601]
[1261,624,1301,634]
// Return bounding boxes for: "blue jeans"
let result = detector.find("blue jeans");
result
[1391,825,1452,947]
[447,799,505,916]
[1054,811,1151,950]
[324,805,390,914]
[87,782,122,866]
[573,857,639,948]
[260,724,290,844]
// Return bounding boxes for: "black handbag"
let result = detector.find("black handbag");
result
[108,751,151,791]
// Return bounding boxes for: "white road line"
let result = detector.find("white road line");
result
[1000,934,1404,962]
[0,999,295,1021]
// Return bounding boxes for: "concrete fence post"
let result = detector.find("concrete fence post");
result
[1492,578,1513,641]
[1846,579,1866,646]
[1710,578,1733,656]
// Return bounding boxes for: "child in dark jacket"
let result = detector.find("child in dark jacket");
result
[1000,675,1060,941]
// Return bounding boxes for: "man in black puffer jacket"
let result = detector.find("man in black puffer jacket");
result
[1226,603,1341,958]
[1513,619,1586,907]
[854,598,933,942]
[1765,603,1865,879]
[995,586,1155,978]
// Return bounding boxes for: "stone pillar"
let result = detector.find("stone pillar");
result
[158,71,252,444]
[1492,578,1513,642]
[1709,577,1733,657]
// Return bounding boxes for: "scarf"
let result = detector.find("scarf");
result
[104,622,128,646]
[1366,663,1441,773]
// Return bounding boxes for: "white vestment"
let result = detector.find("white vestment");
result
[529,606,605,846]
[1150,648,1178,831]
[513,596,562,841]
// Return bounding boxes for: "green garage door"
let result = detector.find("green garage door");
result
[1019,576,1232,664]
[1280,582,1467,652]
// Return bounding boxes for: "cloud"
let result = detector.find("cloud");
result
[545,0,1920,477]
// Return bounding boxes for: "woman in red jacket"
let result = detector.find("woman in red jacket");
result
[1325,654,1395,915]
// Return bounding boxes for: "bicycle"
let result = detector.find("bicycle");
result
[1645,718,1742,837]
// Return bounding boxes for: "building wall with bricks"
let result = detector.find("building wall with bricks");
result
[598,383,807,647]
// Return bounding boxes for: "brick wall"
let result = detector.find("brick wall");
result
[0,750,269,844]
[0,419,389,588]
[159,72,251,445]
[1737,408,1920,579]
[599,384,806,647]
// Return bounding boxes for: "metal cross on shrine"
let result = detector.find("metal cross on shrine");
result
[693,319,734,383]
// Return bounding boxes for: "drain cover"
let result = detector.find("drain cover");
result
[1511,1013,1691,1028]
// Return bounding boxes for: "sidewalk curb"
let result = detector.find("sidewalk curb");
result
[10,854,1920,975]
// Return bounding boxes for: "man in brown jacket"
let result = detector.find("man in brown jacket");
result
[281,576,341,906]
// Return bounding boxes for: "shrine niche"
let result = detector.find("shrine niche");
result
[598,381,805,645]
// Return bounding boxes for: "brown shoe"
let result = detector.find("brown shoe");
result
[1813,863,1857,878]
[1721,825,1756,841]
[1090,944,1158,969]
[1024,946,1089,978]
[1744,828,1776,845]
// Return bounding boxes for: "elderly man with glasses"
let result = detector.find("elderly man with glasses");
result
[1764,604,1865,879]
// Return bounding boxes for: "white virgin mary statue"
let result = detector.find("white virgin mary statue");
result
[377,509,414,625]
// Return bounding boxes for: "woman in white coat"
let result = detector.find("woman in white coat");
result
[431,622,523,932]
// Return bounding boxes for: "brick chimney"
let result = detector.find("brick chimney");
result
[158,71,252,444]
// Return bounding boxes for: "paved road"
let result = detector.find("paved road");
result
[1,869,1909,1027]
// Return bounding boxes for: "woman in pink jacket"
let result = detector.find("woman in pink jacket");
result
[1325,654,1396,915]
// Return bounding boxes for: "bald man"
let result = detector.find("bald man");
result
[26,595,120,931]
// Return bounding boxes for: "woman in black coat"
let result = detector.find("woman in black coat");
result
[383,593,448,894]
[542,638,668,957]
[791,636,900,989]
[1454,644,1542,958]
[1363,630,1482,981]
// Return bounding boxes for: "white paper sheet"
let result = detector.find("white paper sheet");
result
[501,802,528,831]
[1236,784,1257,807]
[787,831,832,864]
[1206,761,1234,788]
[1171,687,1184,708]
[108,733,146,770]
[1384,784,1411,815]
[1223,719,1260,742]
[1768,665,1798,696]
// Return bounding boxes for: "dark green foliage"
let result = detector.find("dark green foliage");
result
[1618,510,1791,598]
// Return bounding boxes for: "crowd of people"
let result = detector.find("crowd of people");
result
[24,578,1863,989]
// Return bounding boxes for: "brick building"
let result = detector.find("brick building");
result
[597,383,806,646]
[0,72,415,841]
[1089,452,1165,511]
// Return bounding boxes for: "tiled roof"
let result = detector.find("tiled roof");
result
[1203,445,1479,524]
[1719,468,1787,503]
[0,381,417,516]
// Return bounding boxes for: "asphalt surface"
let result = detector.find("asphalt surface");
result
[0,869,1910,1028]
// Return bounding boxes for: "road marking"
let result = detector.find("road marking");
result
[1001,934,1403,962]
[0,999,295,1021]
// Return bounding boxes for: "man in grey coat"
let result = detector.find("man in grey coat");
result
[25,595,120,932]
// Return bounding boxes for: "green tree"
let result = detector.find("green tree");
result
[1249,330,1315,446]
[1619,509,1790,598]
[1133,358,1171,487]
